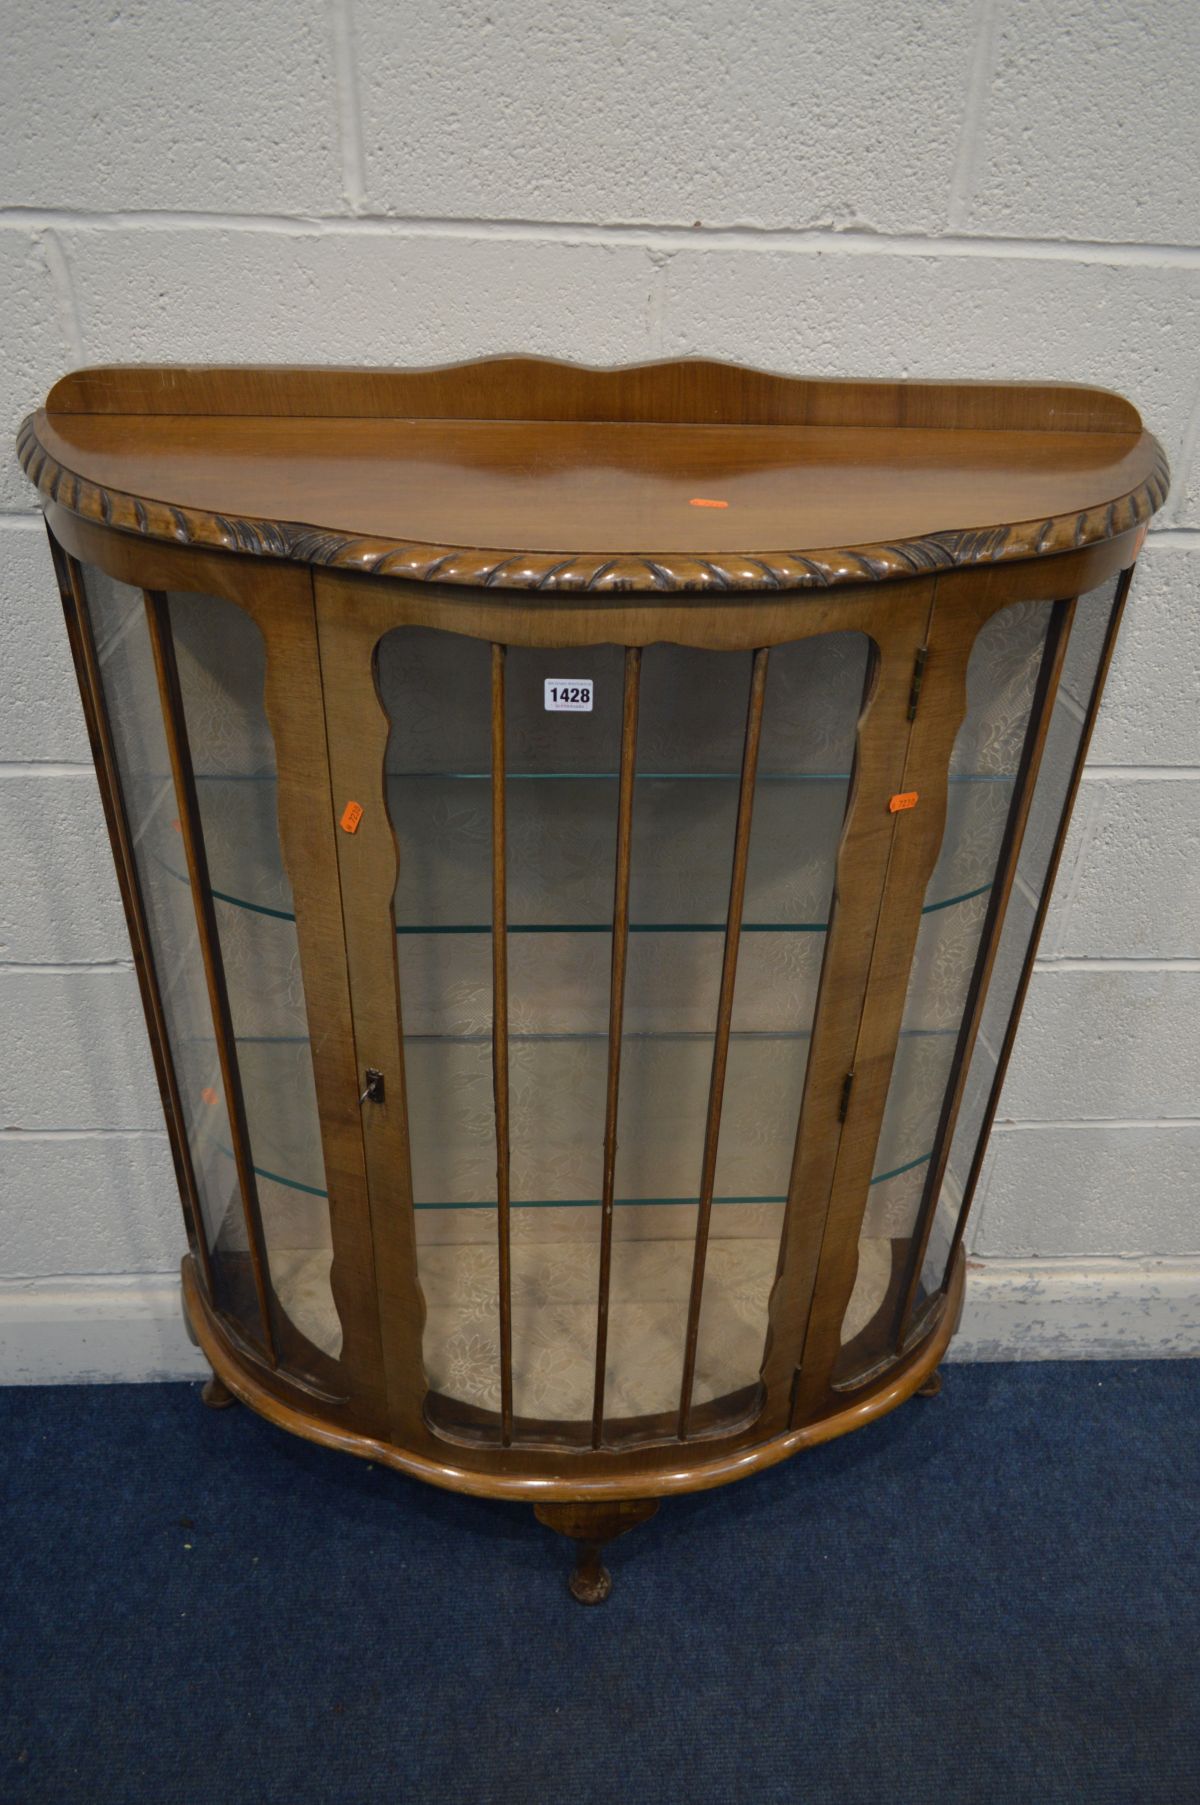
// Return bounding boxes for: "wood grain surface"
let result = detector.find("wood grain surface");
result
[19,358,1167,595]
[26,360,1166,1528]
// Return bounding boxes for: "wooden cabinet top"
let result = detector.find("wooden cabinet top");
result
[19,357,1168,594]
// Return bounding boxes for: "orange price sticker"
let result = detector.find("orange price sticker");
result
[171,818,182,835]
[689,497,729,509]
[200,1087,219,1107]
[340,800,364,834]
[889,791,919,814]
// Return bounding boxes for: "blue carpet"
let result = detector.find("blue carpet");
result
[1,1361,1197,1804]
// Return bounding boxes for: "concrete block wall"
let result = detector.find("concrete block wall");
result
[1,0,1197,1380]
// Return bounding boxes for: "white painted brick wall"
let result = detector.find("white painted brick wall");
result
[1047,779,1199,959]
[65,230,659,365]
[5,2,344,214]
[1087,544,1200,763]
[4,1133,182,1277]
[975,1125,1200,1258]
[352,0,981,230]
[963,0,1200,243]
[1,0,1197,1375]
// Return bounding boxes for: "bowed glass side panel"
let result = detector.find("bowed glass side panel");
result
[906,573,1126,1334]
[78,568,342,1371]
[377,628,872,1443]
[835,575,1124,1383]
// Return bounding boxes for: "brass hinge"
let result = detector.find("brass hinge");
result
[907,644,929,721]
[838,1069,855,1122]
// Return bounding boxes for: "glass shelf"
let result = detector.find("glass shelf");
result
[200,1021,941,1388]
[149,772,1011,931]
[200,1028,948,1206]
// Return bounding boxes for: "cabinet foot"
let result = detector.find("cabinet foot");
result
[201,1373,236,1410]
[534,1498,659,1604]
[916,1367,943,1398]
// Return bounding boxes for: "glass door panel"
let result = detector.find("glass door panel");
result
[836,589,1118,1379]
[378,627,871,1439]
[168,591,342,1364]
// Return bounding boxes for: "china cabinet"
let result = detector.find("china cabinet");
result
[19,358,1167,1601]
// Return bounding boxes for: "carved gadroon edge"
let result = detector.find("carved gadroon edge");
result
[18,414,1170,595]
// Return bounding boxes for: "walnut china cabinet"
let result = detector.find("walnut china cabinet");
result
[20,359,1166,1601]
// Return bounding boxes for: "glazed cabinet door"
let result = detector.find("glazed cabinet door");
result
[52,537,388,1431]
[314,573,935,1460]
[795,565,1133,1413]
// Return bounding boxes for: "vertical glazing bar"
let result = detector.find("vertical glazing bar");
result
[936,569,1134,1297]
[142,589,278,1367]
[678,647,770,1438]
[591,647,642,1447]
[892,597,1077,1349]
[53,546,216,1305]
[490,643,514,1444]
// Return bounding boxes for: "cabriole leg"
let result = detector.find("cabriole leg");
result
[201,1373,236,1410]
[534,1498,659,1604]
[916,1367,943,1398]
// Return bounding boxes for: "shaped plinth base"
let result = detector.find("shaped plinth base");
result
[534,1498,660,1605]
